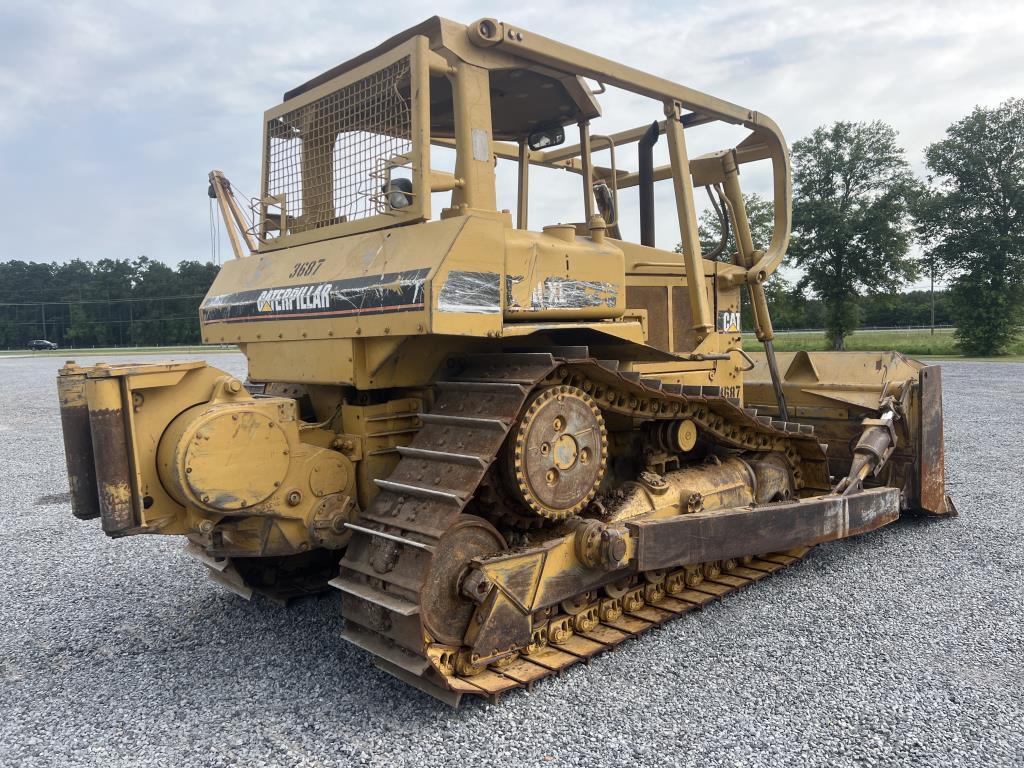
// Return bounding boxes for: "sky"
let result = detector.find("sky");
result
[0,0,1021,277]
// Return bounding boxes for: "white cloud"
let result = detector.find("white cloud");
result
[0,0,1020,273]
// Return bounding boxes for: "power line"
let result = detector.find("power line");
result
[7,315,200,327]
[0,294,207,307]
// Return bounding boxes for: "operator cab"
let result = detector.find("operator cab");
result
[253,17,787,271]
[247,16,791,370]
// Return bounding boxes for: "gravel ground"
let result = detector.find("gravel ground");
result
[1,353,1021,767]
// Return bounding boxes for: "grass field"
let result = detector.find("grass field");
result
[747,327,1024,359]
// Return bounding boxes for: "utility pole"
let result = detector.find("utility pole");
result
[930,255,936,336]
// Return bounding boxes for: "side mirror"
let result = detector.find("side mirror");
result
[527,124,565,151]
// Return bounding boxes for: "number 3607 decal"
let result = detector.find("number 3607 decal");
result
[289,259,326,278]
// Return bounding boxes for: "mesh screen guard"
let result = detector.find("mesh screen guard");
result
[264,56,415,236]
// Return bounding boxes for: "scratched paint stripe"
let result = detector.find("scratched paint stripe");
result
[201,267,429,323]
[203,301,426,323]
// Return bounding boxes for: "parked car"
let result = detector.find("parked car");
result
[27,339,58,351]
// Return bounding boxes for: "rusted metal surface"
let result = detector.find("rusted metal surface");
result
[918,366,953,515]
[56,367,101,521]
[506,385,607,520]
[420,516,506,645]
[450,548,815,705]
[628,487,900,572]
[338,354,554,671]
[334,351,833,703]
[85,374,138,537]
[89,406,136,535]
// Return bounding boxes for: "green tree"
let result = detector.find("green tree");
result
[789,121,920,349]
[697,191,775,259]
[917,98,1024,355]
[0,257,220,349]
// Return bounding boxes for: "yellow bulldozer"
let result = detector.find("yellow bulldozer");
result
[57,17,954,704]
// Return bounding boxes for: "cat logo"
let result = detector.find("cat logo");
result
[718,310,741,332]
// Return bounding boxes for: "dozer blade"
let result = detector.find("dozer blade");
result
[744,351,955,515]
[918,365,955,515]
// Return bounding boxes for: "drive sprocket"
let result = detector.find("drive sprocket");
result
[504,385,607,521]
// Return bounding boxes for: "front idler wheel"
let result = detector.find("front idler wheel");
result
[420,515,506,646]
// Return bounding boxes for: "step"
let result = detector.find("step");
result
[419,413,509,431]
[343,521,436,552]
[395,445,488,467]
[340,627,431,677]
[373,658,463,707]
[373,478,466,505]
[329,576,420,616]
[436,380,531,395]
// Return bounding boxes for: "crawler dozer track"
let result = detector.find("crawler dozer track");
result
[334,352,832,704]
[375,545,813,705]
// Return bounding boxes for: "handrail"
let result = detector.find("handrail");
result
[589,133,619,228]
[469,18,792,286]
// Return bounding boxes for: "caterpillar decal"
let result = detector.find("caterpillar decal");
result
[201,268,429,323]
